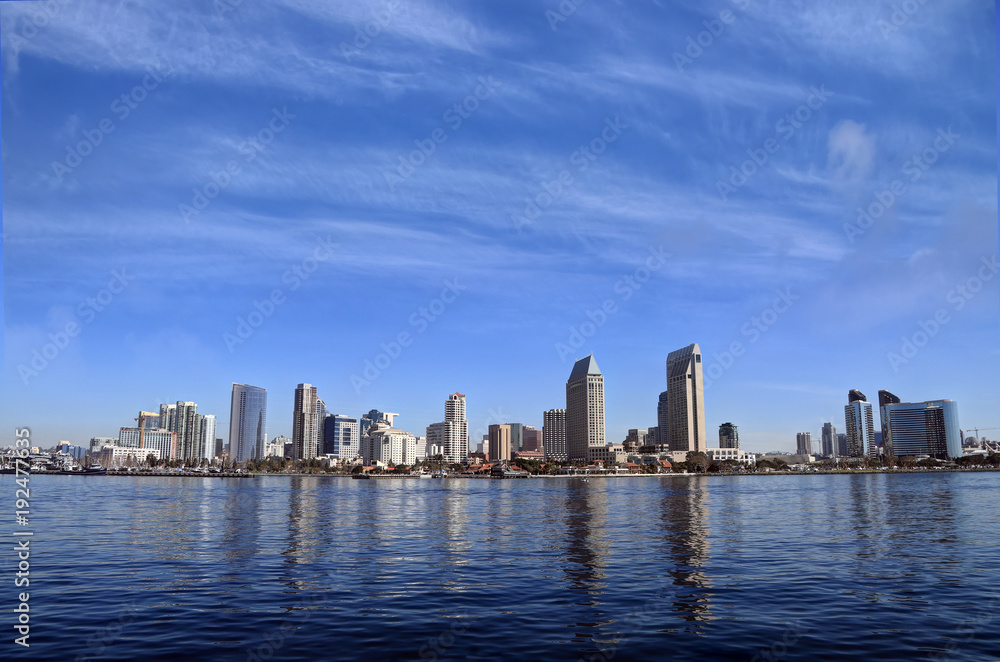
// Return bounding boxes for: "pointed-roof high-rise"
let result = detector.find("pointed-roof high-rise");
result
[666,343,706,454]
[566,354,605,463]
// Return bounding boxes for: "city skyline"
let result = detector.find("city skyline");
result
[2,1,997,453]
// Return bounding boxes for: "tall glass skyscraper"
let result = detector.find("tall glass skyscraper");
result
[229,383,267,463]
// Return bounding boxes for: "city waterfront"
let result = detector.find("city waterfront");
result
[10,471,1000,660]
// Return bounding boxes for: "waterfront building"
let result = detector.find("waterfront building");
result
[230,383,268,463]
[796,432,813,456]
[99,445,161,467]
[367,424,419,466]
[488,424,512,462]
[844,390,877,457]
[705,447,756,466]
[292,383,320,460]
[588,443,627,465]
[543,409,567,462]
[200,414,216,461]
[324,415,359,459]
[117,427,175,459]
[623,429,647,453]
[425,393,468,465]
[878,391,961,459]
[647,426,659,446]
[666,344,706,453]
[522,426,543,453]
[89,437,116,453]
[160,401,202,462]
[719,422,739,449]
[837,433,848,457]
[821,423,837,457]
[657,390,670,449]
[566,354,606,462]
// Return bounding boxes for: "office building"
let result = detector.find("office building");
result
[99,446,161,468]
[230,383,268,463]
[543,409,567,462]
[878,391,961,459]
[367,423,419,466]
[837,433,848,457]
[646,426,659,446]
[796,432,813,456]
[657,390,670,449]
[324,415,359,459]
[821,423,837,457]
[118,427,175,460]
[566,354,606,462]
[488,424,512,462]
[158,403,176,432]
[719,422,739,449]
[706,447,756,466]
[522,426,543,453]
[292,383,320,460]
[666,344,706,454]
[89,437,116,453]
[844,390,877,457]
[426,393,468,465]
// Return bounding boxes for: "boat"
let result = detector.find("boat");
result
[58,464,107,476]
[352,473,371,480]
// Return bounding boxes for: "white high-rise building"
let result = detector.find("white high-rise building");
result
[566,355,605,463]
[118,427,176,460]
[201,414,217,461]
[293,383,320,460]
[844,390,877,457]
[230,383,268,463]
[666,344,706,454]
[426,393,468,465]
[367,423,419,466]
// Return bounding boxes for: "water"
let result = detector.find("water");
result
[7,472,1000,661]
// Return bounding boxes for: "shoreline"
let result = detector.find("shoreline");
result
[11,467,995,479]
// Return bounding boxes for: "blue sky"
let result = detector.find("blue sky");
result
[1,0,997,453]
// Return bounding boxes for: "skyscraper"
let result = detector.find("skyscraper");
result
[566,354,605,463]
[657,390,670,450]
[844,389,877,457]
[173,401,202,462]
[426,393,468,465]
[200,414,217,461]
[821,422,837,457]
[719,422,739,449]
[292,383,320,460]
[229,383,267,463]
[796,432,813,455]
[878,390,961,459]
[543,408,567,462]
[666,344,706,454]
[324,415,359,459]
[488,424,512,462]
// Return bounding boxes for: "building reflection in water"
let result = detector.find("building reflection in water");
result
[659,476,714,627]
[561,478,616,642]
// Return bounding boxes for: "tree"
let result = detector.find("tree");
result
[686,452,709,473]
[146,453,157,469]
[899,456,917,470]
